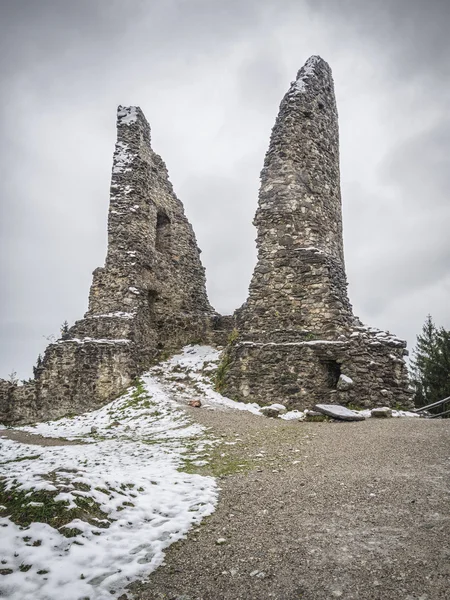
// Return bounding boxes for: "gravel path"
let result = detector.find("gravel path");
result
[132,410,450,600]
[0,428,81,446]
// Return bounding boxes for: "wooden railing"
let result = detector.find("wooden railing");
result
[413,395,450,418]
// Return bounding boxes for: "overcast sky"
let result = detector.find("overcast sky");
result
[1,0,449,379]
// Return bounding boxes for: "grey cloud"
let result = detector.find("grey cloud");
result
[180,171,258,315]
[1,0,449,378]
[306,0,450,80]
[382,123,450,207]
[344,118,450,318]
[236,45,286,111]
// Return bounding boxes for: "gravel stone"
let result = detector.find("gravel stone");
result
[131,410,450,600]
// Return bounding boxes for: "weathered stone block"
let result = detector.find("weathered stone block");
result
[371,407,393,418]
[315,404,366,421]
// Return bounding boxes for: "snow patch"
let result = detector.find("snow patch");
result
[296,246,324,254]
[164,346,263,416]
[291,55,321,94]
[2,368,217,600]
[57,338,130,345]
[112,141,135,174]
[88,311,136,320]
[280,410,305,421]
[117,106,138,125]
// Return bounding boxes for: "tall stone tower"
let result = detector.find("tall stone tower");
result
[81,106,216,365]
[0,107,217,424]
[222,56,412,410]
[238,56,353,340]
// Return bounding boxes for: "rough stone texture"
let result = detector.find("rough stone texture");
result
[209,314,236,347]
[0,106,216,424]
[260,406,283,418]
[222,56,412,411]
[371,407,393,418]
[314,404,365,421]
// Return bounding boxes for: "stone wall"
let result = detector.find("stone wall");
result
[221,327,411,410]
[86,106,215,361]
[1,106,216,425]
[223,56,413,410]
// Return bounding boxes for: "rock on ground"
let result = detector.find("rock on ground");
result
[315,403,366,421]
[371,407,393,418]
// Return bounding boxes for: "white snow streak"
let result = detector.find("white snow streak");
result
[117,106,138,125]
[112,141,135,174]
[87,312,136,320]
[292,55,320,94]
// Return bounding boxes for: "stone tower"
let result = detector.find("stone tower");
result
[238,56,353,340]
[0,106,217,424]
[81,106,215,364]
[221,56,412,410]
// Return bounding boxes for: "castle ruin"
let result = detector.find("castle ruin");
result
[220,56,412,410]
[0,107,227,424]
[0,56,412,424]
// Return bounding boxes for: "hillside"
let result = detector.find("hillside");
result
[1,346,448,599]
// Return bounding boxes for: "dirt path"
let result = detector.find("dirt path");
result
[0,428,81,446]
[132,411,450,600]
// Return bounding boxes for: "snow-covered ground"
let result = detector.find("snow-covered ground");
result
[0,345,420,599]
[0,347,227,600]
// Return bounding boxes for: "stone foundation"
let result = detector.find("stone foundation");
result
[222,327,412,410]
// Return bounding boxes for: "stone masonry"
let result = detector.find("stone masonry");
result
[0,106,218,424]
[0,60,413,424]
[221,56,413,410]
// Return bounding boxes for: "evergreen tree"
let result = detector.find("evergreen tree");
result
[33,354,43,378]
[60,320,70,340]
[7,370,18,385]
[411,315,450,413]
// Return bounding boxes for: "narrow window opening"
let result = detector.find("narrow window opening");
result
[322,359,341,389]
[155,211,171,252]
[148,289,158,308]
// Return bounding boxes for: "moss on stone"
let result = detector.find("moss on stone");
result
[215,352,231,393]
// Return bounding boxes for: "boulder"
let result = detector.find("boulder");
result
[268,403,287,414]
[314,404,365,421]
[188,399,202,408]
[260,406,282,418]
[337,374,354,391]
[371,407,392,418]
